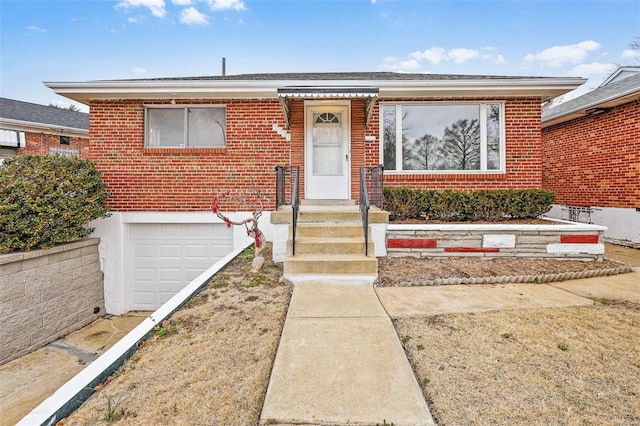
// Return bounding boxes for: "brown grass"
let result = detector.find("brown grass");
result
[64,245,291,426]
[395,301,640,425]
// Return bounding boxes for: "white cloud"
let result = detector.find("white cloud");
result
[447,48,479,64]
[371,0,377,3]
[180,6,209,25]
[567,62,616,77]
[622,49,640,59]
[27,25,47,32]
[172,0,191,5]
[380,58,420,72]
[524,40,600,68]
[207,0,246,11]
[128,16,141,23]
[116,0,166,18]
[133,67,148,74]
[410,47,446,64]
[494,54,506,64]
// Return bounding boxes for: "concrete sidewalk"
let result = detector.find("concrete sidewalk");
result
[378,264,639,318]
[261,276,434,426]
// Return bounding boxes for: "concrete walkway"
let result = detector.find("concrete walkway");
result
[0,312,148,425]
[261,276,434,426]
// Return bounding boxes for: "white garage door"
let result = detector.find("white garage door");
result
[129,223,233,310]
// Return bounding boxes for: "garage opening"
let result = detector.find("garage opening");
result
[128,223,233,311]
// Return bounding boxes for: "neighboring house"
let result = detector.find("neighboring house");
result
[46,72,584,314]
[542,67,640,245]
[0,97,89,162]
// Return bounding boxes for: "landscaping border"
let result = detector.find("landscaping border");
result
[386,218,607,261]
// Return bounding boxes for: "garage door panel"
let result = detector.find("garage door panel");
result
[129,223,234,311]
[133,267,155,281]
[185,244,208,259]
[159,244,182,259]
[132,244,156,258]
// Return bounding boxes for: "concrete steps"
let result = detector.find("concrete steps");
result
[279,201,384,277]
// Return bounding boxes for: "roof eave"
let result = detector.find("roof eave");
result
[542,88,640,128]
[0,117,89,138]
[45,77,586,104]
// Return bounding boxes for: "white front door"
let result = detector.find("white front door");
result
[305,104,350,199]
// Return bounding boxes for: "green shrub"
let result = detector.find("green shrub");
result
[383,187,427,220]
[506,189,556,219]
[427,189,472,221]
[0,155,110,253]
[384,186,555,222]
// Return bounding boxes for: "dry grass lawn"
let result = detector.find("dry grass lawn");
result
[395,301,640,425]
[64,245,290,426]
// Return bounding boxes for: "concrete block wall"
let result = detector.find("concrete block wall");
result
[387,223,605,260]
[0,239,104,365]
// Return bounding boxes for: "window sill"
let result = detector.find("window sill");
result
[143,147,227,155]
[385,171,506,180]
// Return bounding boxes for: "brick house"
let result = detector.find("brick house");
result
[0,97,89,162]
[542,67,640,245]
[46,72,584,314]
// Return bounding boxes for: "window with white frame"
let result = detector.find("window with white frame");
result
[381,103,504,172]
[145,106,226,148]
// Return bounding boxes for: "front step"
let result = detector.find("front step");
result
[296,223,364,239]
[284,254,378,275]
[289,237,374,255]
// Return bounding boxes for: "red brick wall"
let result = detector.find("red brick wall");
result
[365,98,544,190]
[89,99,289,211]
[17,131,89,158]
[542,99,640,208]
[91,96,544,212]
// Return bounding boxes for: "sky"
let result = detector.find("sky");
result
[1,0,638,112]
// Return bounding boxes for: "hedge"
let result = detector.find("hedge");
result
[383,187,555,221]
[0,155,110,253]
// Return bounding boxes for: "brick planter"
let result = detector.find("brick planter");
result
[0,239,104,365]
[386,219,606,261]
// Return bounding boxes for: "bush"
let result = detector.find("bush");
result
[0,155,110,253]
[384,186,555,222]
[383,187,428,220]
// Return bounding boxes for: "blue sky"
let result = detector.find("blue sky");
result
[1,0,638,112]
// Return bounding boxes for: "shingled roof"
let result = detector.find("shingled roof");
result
[108,71,545,82]
[0,97,89,131]
[542,71,640,127]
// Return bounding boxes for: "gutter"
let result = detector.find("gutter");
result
[17,240,252,426]
[0,118,89,139]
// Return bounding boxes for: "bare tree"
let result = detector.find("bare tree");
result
[438,119,480,170]
[403,133,441,170]
[49,103,81,112]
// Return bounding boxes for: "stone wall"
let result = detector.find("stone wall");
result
[0,239,104,365]
[386,221,606,261]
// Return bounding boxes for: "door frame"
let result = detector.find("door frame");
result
[304,100,351,200]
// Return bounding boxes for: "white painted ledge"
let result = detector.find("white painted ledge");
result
[483,234,516,248]
[547,243,605,255]
[387,217,607,232]
[17,240,252,426]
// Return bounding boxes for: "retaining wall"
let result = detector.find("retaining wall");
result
[0,239,104,365]
[386,220,606,261]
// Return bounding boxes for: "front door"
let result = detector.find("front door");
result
[305,104,350,199]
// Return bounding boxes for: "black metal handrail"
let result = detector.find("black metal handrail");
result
[359,165,384,256]
[275,165,301,255]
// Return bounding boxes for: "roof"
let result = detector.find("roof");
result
[45,71,586,105]
[599,66,640,87]
[542,71,640,128]
[0,98,89,137]
[108,71,546,82]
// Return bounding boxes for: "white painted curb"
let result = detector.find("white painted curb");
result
[18,241,252,426]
